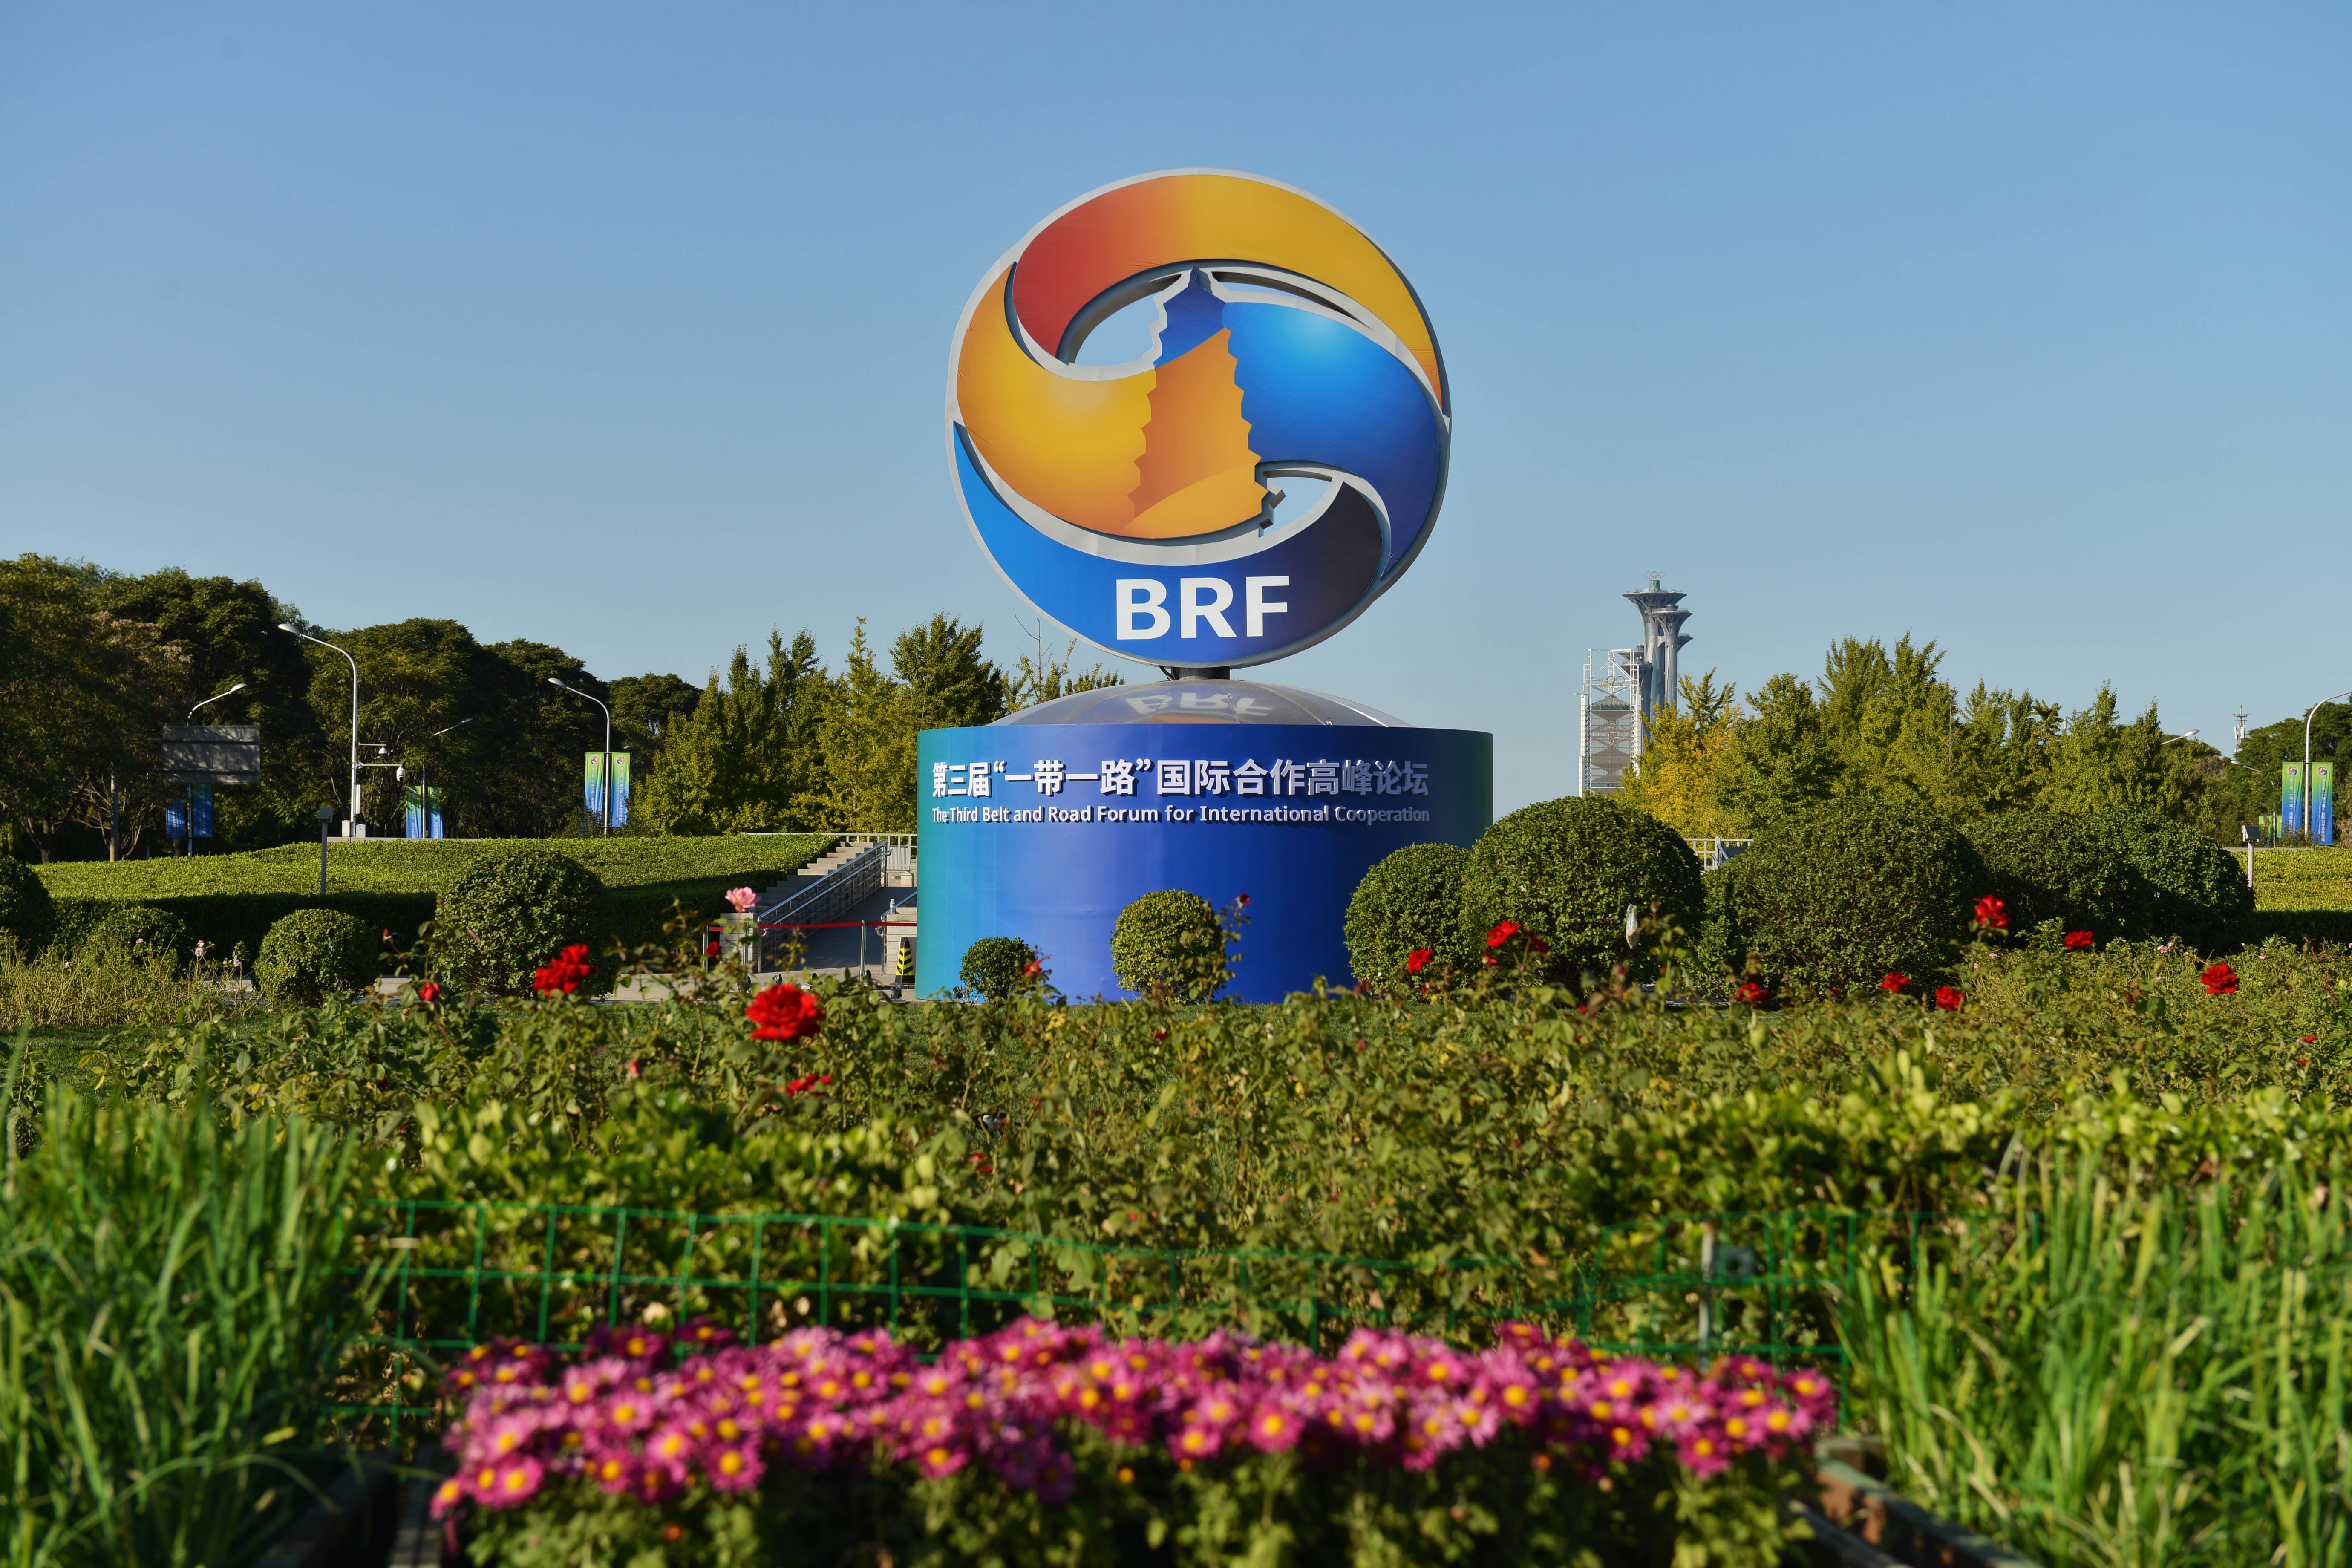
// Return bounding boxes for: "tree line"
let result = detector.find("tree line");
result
[0,553,1117,859]
[1618,633,2344,842]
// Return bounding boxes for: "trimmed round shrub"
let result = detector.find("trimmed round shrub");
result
[0,856,55,957]
[79,904,191,967]
[959,936,1042,1001]
[1344,842,1475,984]
[255,908,377,1004]
[1693,854,1754,981]
[2083,808,2254,953]
[1457,797,1703,981]
[1962,811,2139,942]
[1110,890,1228,1001]
[1738,798,1980,994]
[434,846,608,996]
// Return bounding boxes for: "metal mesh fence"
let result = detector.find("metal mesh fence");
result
[337,1201,1901,1441]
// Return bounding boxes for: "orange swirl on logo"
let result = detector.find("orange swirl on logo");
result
[954,269,1266,539]
[1010,173,1442,398]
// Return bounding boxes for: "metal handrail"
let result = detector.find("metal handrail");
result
[755,840,891,967]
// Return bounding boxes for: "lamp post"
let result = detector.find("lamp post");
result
[2305,693,2351,844]
[414,718,474,839]
[280,624,363,836]
[547,677,613,836]
[167,681,250,858]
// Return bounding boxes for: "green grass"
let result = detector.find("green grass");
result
[0,1072,386,1568]
[2256,846,2352,911]
[33,834,836,899]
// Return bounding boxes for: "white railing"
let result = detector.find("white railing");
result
[1685,837,1752,869]
[755,840,892,968]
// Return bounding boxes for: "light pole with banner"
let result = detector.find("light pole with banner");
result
[409,717,474,839]
[280,623,364,836]
[170,682,247,856]
[2306,693,2351,846]
[548,678,613,835]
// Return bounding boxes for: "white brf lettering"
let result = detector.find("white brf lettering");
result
[1115,579,1170,640]
[1246,576,1290,637]
[1179,577,1236,639]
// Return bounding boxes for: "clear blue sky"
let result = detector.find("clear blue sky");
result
[3,2,2344,810]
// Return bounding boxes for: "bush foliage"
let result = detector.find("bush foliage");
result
[254,908,378,1004]
[1343,842,1476,985]
[1962,810,2136,941]
[1456,797,1702,982]
[957,936,1041,1001]
[1109,890,1228,1001]
[78,902,192,966]
[434,846,608,997]
[2086,807,2255,951]
[0,855,55,957]
[1737,797,1980,992]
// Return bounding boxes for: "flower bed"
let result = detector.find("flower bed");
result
[433,1316,1836,1565]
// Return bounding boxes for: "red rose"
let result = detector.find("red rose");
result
[1404,948,1433,975]
[1023,959,1042,977]
[1934,986,1963,1011]
[2201,963,2239,996]
[1237,894,1251,906]
[1878,972,1909,994]
[2064,931,2095,952]
[532,944,595,995]
[1486,921,1521,949]
[1735,981,1768,1006]
[745,980,826,1041]
[1526,934,1549,957]
[417,980,443,1006]
[1972,896,2009,932]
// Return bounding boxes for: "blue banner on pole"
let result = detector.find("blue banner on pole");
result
[403,785,444,839]
[583,753,631,828]
[2317,761,2336,847]
[166,781,213,839]
[2283,762,2306,837]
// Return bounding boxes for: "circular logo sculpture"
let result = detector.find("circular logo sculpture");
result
[947,170,1450,670]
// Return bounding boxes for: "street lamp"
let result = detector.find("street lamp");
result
[2304,693,2352,843]
[547,677,613,836]
[280,623,363,836]
[190,682,246,717]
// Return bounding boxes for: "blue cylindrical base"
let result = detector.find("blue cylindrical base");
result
[915,724,1492,1002]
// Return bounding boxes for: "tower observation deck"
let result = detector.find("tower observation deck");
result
[1579,576,1694,796]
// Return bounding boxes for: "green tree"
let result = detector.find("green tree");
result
[95,568,328,853]
[1713,673,1840,832]
[2039,687,2200,819]
[637,631,828,834]
[0,556,187,861]
[1616,672,1741,836]
[609,673,703,756]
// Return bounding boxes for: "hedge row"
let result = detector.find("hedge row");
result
[46,879,765,971]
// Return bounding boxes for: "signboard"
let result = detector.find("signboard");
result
[2317,761,2336,847]
[584,753,631,828]
[403,785,446,840]
[159,724,260,787]
[2283,761,2306,837]
[916,721,1490,1001]
[946,170,1449,670]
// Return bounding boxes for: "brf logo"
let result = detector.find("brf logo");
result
[946,170,1450,669]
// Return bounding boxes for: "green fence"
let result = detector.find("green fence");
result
[337,1200,1911,1440]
